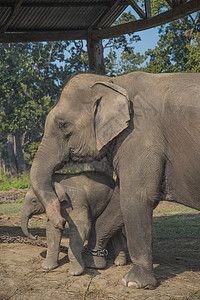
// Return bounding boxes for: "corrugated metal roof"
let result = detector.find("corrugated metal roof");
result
[1,0,197,43]
[0,0,127,32]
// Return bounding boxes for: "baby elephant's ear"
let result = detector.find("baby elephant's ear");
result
[92,81,130,151]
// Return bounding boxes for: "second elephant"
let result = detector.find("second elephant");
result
[21,171,125,275]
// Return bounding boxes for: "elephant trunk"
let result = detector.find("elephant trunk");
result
[21,211,37,240]
[30,136,66,229]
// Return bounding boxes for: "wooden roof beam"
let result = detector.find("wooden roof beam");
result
[127,0,145,19]
[0,30,88,43]
[94,0,125,28]
[165,0,173,8]
[145,0,151,18]
[172,0,187,8]
[1,0,24,33]
[92,0,200,40]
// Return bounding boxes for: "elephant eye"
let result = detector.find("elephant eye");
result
[59,122,66,129]
[31,198,37,204]
[59,122,73,137]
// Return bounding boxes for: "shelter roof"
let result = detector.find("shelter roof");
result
[0,0,199,43]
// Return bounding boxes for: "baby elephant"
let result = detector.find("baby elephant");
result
[21,171,125,275]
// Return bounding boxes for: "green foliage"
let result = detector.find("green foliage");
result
[150,0,170,15]
[0,169,29,190]
[119,50,145,74]
[104,11,145,76]
[24,142,41,166]
[105,49,117,76]
[17,197,24,204]
[0,41,68,171]
[145,15,200,73]
[185,33,200,72]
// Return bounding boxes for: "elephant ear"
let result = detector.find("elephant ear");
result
[92,81,130,151]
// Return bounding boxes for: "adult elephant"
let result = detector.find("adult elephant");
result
[30,71,200,289]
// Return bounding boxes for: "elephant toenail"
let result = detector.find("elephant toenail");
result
[128,281,139,288]
[121,278,127,286]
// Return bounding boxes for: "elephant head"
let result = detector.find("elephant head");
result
[30,74,131,229]
[21,179,70,239]
[21,186,45,240]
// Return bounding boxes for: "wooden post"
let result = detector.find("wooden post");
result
[145,0,151,18]
[87,31,105,75]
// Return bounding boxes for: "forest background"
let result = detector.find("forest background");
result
[0,0,200,181]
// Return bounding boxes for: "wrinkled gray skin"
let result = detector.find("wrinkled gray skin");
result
[21,171,125,275]
[30,71,200,288]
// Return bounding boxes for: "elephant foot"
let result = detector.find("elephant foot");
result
[83,253,107,269]
[69,261,84,276]
[114,252,126,266]
[121,265,157,289]
[42,256,58,270]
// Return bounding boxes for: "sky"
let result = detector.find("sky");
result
[133,27,159,54]
[119,6,160,55]
[102,26,160,66]
[103,6,161,61]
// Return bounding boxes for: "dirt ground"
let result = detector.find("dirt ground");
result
[0,190,200,300]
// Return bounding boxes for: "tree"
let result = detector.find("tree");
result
[104,11,145,76]
[0,42,64,174]
[185,32,200,72]
[144,13,200,73]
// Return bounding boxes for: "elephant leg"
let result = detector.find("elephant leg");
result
[113,228,126,266]
[120,155,163,289]
[83,184,124,269]
[121,196,156,289]
[42,219,63,270]
[67,209,91,276]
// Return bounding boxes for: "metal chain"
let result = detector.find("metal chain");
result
[0,236,108,256]
[82,245,108,257]
[0,235,47,247]
[0,235,68,252]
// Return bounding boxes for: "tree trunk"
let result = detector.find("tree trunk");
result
[87,37,105,75]
[7,133,17,176]
[0,146,3,170]
[14,130,26,173]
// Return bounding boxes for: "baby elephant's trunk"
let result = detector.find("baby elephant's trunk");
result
[21,211,37,240]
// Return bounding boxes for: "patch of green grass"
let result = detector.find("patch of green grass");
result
[154,201,199,215]
[0,202,23,217]
[0,170,30,191]
[28,218,47,228]
[153,213,200,240]
[153,201,200,240]
[0,202,47,227]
